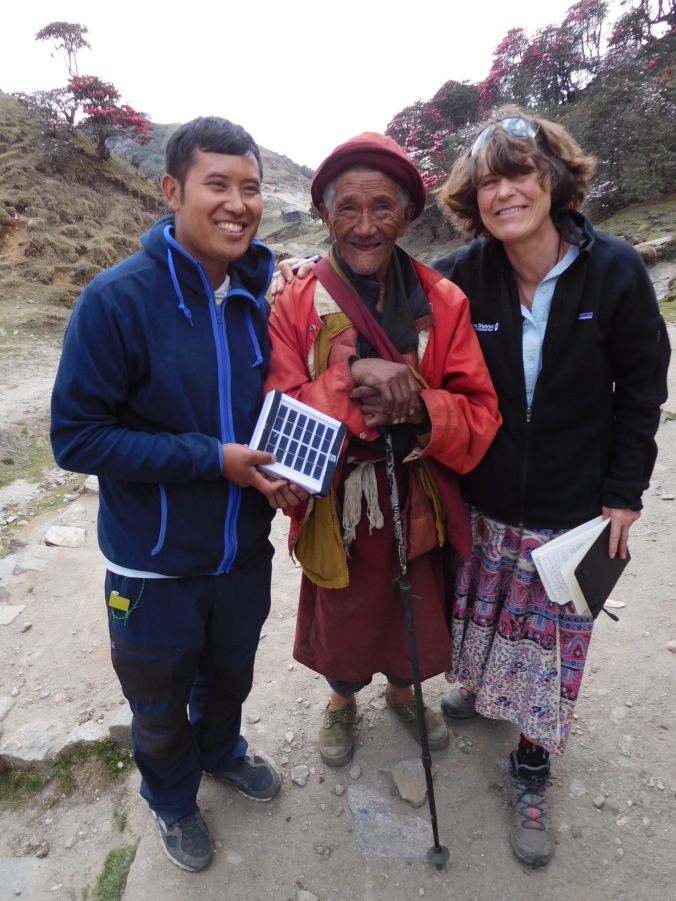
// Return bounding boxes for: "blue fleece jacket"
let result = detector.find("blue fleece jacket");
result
[50,215,276,577]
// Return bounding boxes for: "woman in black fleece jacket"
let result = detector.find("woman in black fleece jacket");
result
[433,108,670,868]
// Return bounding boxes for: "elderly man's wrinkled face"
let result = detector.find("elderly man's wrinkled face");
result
[321,169,414,284]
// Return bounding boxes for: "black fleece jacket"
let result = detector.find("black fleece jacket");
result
[434,212,670,530]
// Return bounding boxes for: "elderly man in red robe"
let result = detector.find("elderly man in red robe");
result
[266,133,501,766]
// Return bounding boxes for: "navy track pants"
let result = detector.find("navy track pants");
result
[105,546,273,824]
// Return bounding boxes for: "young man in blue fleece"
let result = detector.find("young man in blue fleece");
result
[51,117,307,873]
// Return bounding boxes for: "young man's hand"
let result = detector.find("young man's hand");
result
[221,444,309,509]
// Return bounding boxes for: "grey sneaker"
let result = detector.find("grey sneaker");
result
[507,750,554,867]
[155,806,213,872]
[440,686,478,719]
[211,753,281,801]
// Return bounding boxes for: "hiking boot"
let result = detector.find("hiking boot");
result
[155,806,213,872]
[211,753,281,801]
[385,688,449,751]
[506,750,554,867]
[440,686,478,720]
[318,703,357,767]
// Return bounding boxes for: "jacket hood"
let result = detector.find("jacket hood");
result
[140,215,274,306]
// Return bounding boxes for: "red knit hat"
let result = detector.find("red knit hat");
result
[311,132,426,220]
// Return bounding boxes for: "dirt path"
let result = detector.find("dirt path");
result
[0,324,674,900]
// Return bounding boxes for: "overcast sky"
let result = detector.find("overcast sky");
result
[2,0,613,168]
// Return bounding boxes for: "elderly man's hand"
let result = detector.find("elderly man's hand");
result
[349,359,422,425]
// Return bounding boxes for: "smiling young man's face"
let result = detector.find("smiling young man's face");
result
[162,149,263,288]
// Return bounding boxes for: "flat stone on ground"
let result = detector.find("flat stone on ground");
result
[0,605,25,625]
[347,784,434,858]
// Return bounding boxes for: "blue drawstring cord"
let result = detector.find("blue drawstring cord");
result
[244,305,264,367]
[167,245,193,325]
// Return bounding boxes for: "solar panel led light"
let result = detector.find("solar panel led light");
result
[249,390,347,496]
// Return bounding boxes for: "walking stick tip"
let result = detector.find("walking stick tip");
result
[427,844,450,869]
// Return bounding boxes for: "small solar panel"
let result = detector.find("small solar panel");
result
[249,390,346,496]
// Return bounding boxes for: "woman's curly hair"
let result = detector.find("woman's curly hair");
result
[437,106,596,238]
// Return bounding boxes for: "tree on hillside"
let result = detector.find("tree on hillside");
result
[570,29,676,213]
[430,80,481,130]
[70,76,151,161]
[28,22,153,161]
[563,0,608,69]
[608,0,675,49]
[522,24,581,106]
[480,27,533,112]
[35,21,90,79]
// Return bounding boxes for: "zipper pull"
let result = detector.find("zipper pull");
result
[526,406,532,423]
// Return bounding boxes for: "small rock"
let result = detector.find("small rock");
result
[297,892,319,901]
[593,795,605,809]
[20,622,32,633]
[285,731,295,743]
[334,784,345,797]
[291,765,310,787]
[349,765,362,780]
[44,525,86,548]
[667,641,676,654]
[390,759,429,808]
[247,714,261,724]
[625,700,633,708]
[571,824,583,838]
[643,817,652,827]
[83,475,99,494]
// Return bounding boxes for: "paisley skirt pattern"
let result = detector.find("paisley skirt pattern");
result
[447,508,595,756]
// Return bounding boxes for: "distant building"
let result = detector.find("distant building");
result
[281,206,311,224]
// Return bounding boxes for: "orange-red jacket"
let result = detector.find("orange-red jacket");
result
[266,258,501,560]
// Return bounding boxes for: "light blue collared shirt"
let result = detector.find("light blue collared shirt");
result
[522,244,579,406]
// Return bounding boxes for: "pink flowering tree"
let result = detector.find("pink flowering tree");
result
[69,75,152,160]
[386,82,481,192]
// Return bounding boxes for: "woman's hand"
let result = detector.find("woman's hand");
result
[602,506,641,559]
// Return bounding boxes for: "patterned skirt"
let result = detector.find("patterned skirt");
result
[447,508,595,756]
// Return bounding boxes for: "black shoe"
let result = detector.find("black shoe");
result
[440,686,478,720]
[211,753,281,801]
[506,750,554,867]
[155,806,213,872]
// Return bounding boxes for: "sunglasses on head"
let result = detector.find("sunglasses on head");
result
[470,117,539,157]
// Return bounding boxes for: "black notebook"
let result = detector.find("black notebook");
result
[573,528,631,619]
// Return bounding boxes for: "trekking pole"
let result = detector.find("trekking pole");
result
[383,432,450,869]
